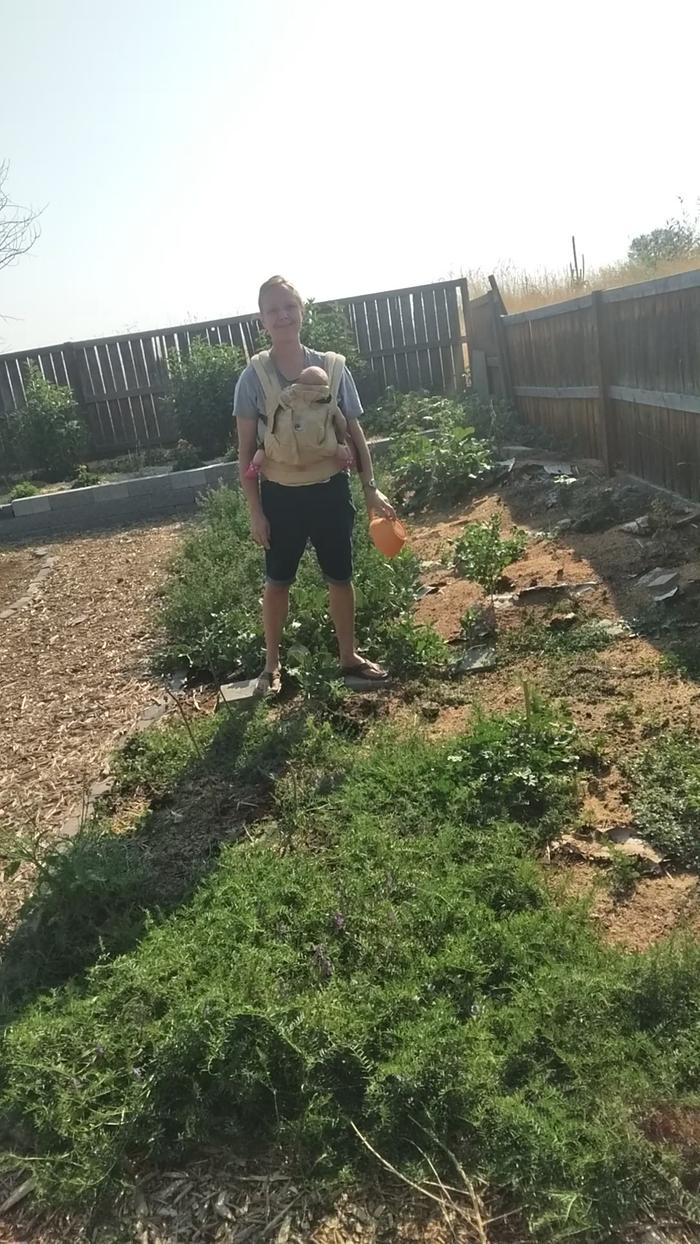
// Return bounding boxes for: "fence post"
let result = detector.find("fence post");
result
[488,276,514,402]
[590,292,613,475]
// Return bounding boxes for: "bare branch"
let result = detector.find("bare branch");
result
[0,160,42,274]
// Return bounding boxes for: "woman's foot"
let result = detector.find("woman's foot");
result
[340,656,389,682]
[256,668,282,698]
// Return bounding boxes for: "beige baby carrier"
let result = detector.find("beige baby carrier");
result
[252,350,346,486]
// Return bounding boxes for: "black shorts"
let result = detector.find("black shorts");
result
[260,472,356,586]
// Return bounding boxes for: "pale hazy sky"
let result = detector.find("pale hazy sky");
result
[1,0,699,352]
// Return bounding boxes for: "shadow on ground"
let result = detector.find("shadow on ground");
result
[0,705,312,1024]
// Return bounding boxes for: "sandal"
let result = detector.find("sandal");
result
[341,659,389,683]
[256,669,282,698]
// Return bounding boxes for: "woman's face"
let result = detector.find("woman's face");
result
[260,286,303,344]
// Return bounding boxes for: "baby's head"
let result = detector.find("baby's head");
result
[297,365,329,387]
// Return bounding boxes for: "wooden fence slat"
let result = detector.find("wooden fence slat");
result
[420,289,443,392]
[0,363,16,415]
[434,286,455,393]
[445,284,465,392]
[376,295,398,388]
[411,292,431,389]
[387,295,409,390]
[364,298,385,391]
[399,292,420,390]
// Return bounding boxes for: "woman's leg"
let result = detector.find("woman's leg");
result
[310,475,387,677]
[260,481,306,679]
[328,581,356,668]
[263,582,290,674]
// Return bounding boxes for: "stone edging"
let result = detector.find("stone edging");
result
[0,547,59,620]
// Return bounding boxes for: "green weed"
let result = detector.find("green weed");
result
[452,514,527,599]
[605,847,643,901]
[9,479,40,499]
[501,616,616,660]
[626,731,700,870]
[389,423,493,513]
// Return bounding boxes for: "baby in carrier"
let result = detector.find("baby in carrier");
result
[245,364,354,480]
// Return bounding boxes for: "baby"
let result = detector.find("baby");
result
[245,365,354,479]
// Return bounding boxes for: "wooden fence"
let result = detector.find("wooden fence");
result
[472,268,700,502]
[0,278,470,466]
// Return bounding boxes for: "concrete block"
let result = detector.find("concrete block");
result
[171,468,207,490]
[12,494,52,515]
[0,504,13,521]
[127,474,174,498]
[94,481,131,502]
[49,487,98,510]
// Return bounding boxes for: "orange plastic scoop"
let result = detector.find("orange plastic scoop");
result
[369,514,407,558]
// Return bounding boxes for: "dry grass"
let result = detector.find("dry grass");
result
[464,255,700,314]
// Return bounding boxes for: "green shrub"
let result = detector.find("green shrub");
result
[167,339,245,457]
[3,705,700,1237]
[16,363,87,482]
[627,730,700,869]
[362,389,464,438]
[453,514,528,597]
[389,423,493,513]
[9,479,40,499]
[155,483,447,680]
[70,464,100,489]
[171,438,203,472]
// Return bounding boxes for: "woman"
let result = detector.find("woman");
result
[234,275,396,696]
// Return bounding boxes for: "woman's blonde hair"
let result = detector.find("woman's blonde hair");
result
[258,275,304,313]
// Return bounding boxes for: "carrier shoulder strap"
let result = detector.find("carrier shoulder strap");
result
[323,351,346,403]
[251,351,284,420]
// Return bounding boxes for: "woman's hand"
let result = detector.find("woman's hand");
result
[364,485,396,520]
[250,510,271,549]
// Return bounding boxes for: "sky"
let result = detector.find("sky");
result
[1,0,699,353]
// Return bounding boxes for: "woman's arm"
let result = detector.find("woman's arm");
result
[347,419,395,519]
[237,417,270,548]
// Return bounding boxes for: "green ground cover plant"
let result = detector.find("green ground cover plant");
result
[1,702,700,1240]
[627,730,700,870]
[501,616,618,660]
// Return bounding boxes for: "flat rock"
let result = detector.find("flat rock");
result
[218,677,261,708]
[517,584,571,605]
[453,645,497,674]
[548,611,577,630]
[32,546,50,557]
[344,675,393,693]
[596,618,633,638]
[637,567,679,592]
[620,515,652,536]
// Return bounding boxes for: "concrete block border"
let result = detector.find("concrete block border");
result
[0,462,240,543]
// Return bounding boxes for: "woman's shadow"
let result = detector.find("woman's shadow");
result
[0,705,309,1027]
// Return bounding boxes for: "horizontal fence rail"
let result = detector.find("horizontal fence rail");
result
[0,279,470,467]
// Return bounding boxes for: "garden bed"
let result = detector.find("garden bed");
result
[1,449,700,1244]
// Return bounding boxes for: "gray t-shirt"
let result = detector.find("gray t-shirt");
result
[233,347,363,423]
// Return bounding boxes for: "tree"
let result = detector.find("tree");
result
[0,160,41,274]
[627,203,700,268]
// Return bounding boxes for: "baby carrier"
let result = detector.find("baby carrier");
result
[251,350,347,486]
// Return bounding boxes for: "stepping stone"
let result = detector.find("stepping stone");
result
[453,645,497,674]
[344,675,393,693]
[218,677,261,708]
